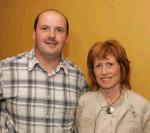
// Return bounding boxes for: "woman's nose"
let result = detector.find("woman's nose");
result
[101,66,108,74]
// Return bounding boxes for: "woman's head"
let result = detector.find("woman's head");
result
[87,40,130,90]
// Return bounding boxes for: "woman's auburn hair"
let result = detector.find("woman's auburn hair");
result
[87,40,131,91]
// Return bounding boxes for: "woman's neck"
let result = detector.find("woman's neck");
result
[101,86,122,105]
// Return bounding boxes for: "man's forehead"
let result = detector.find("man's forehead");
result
[38,11,66,25]
[39,10,66,20]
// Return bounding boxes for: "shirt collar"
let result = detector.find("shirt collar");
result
[97,90,108,107]
[57,55,68,75]
[97,89,126,107]
[28,49,68,75]
[28,49,38,71]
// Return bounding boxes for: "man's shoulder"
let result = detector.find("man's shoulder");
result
[64,58,79,68]
[64,58,84,73]
[0,51,30,66]
[1,51,29,62]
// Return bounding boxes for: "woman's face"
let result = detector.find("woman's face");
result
[93,54,121,90]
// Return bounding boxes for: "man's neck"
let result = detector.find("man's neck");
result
[36,53,61,74]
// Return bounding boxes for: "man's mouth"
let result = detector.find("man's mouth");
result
[44,40,57,45]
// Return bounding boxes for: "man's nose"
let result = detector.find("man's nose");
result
[48,30,55,38]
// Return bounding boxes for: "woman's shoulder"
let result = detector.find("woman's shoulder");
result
[78,91,98,103]
[127,90,150,108]
[127,90,149,102]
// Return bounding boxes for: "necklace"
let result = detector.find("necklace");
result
[106,106,114,114]
[106,91,122,114]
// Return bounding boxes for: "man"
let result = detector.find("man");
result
[0,9,88,133]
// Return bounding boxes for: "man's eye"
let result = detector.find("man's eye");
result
[55,27,65,33]
[41,27,48,31]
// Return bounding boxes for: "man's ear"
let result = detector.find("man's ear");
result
[32,30,35,40]
[65,36,69,44]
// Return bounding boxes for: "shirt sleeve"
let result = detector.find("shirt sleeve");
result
[0,62,3,133]
[75,98,82,133]
[79,73,89,93]
[0,62,3,100]
[143,102,150,133]
[82,79,89,92]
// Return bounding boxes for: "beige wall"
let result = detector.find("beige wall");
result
[0,0,49,58]
[0,0,150,100]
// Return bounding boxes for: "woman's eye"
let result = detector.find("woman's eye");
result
[107,63,113,67]
[95,64,102,68]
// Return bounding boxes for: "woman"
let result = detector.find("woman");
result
[76,40,150,133]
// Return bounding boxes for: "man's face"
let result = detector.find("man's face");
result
[33,11,68,59]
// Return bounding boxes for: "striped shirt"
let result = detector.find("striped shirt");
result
[0,49,89,133]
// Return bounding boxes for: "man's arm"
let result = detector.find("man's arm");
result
[0,62,3,132]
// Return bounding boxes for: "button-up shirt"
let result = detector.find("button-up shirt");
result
[0,49,89,133]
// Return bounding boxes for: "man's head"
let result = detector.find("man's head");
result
[33,9,69,60]
[34,9,69,35]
